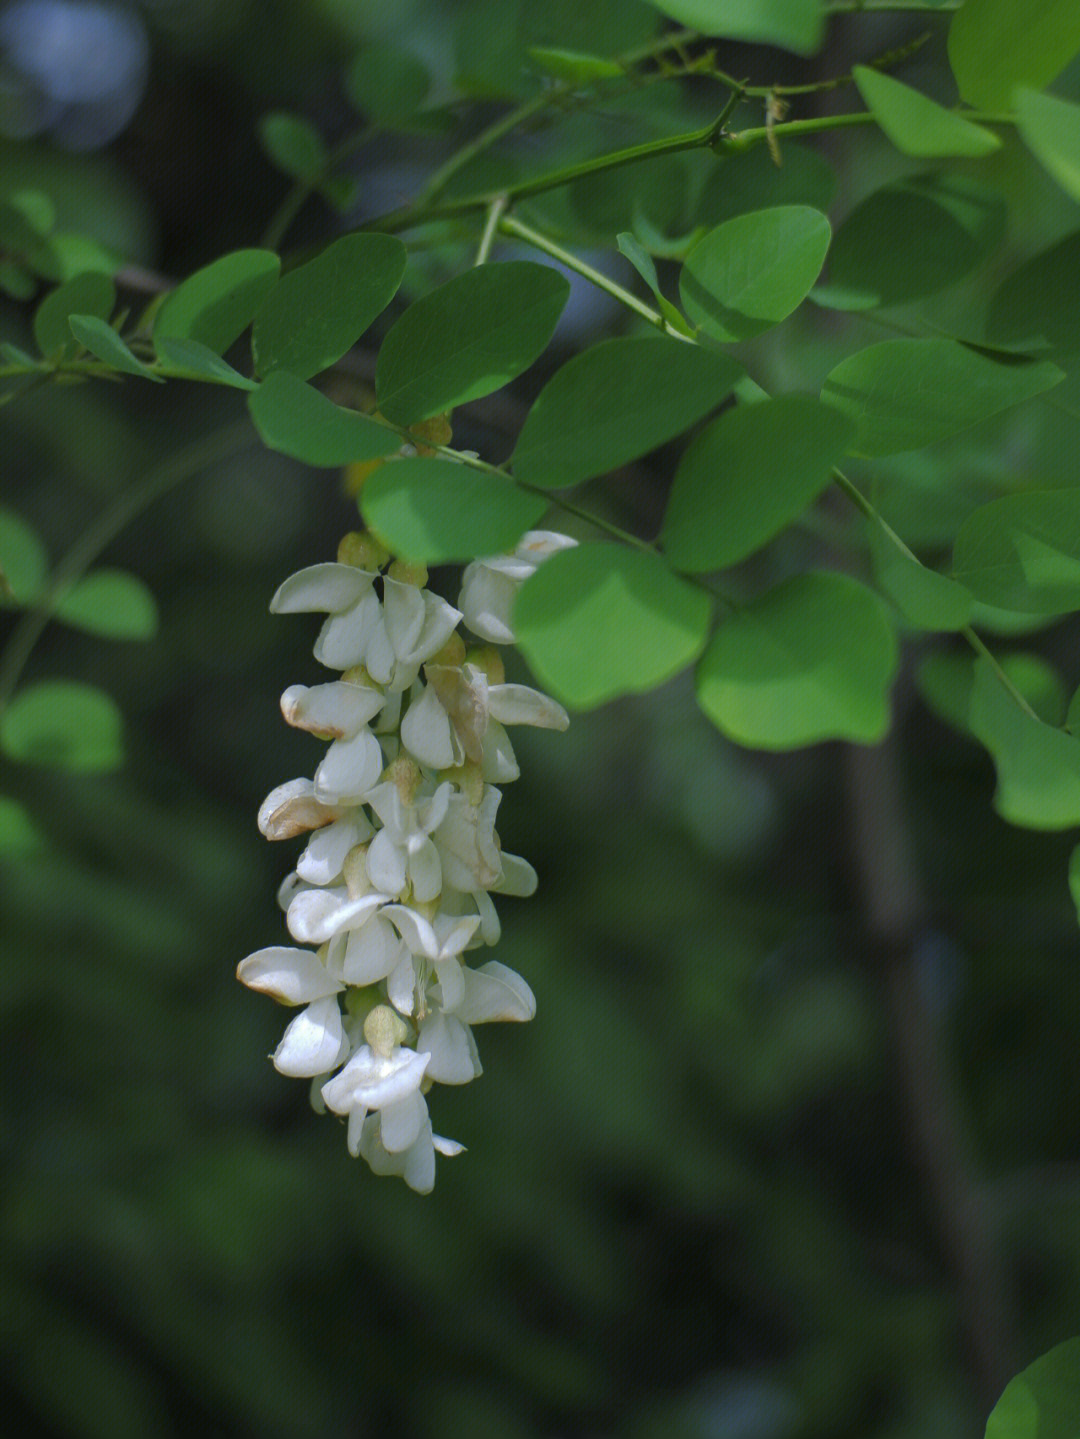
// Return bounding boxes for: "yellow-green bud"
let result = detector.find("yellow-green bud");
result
[341,664,377,688]
[388,559,428,587]
[363,1004,408,1057]
[429,632,466,668]
[466,645,505,686]
[384,755,421,804]
[338,531,389,570]
[342,843,370,900]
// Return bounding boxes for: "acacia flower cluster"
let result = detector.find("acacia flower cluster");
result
[238,530,573,1192]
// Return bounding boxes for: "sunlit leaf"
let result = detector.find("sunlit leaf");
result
[512,336,741,490]
[660,396,854,572]
[154,249,280,356]
[948,0,1080,110]
[643,0,823,55]
[852,66,1000,158]
[821,339,1063,455]
[514,543,713,708]
[248,371,403,467]
[376,261,569,425]
[1,680,124,772]
[54,568,159,640]
[680,206,830,343]
[361,459,547,563]
[1015,87,1080,205]
[696,572,897,747]
[252,233,407,380]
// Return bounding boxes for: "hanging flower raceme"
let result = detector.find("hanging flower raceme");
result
[238,531,570,1192]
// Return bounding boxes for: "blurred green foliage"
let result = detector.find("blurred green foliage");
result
[2,2,1080,1438]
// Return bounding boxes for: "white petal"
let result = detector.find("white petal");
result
[407,835,442,903]
[386,949,418,1015]
[422,781,454,834]
[433,912,482,956]
[314,729,384,802]
[258,778,340,840]
[480,719,519,783]
[269,563,374,614]
[365,781,405,838]
[410,591,463,665]
[402,1124,437,1193]
[458,565,517,644]
[312,591,380,669]
[287,888,387,944]
[456,960,536,1023]
[364,611,397,685]
[342,914,405,984]
[474,888,501,945]
[434,955,466,1011]
[432,1133,464,1157]
[382,578,427,659]
[321,1044,429,1112]
[296,814,371,886]
[383,904,439,958]
[237,946,344,1005]
[400,684,459,770]
[379,1089,426,1152]
[493,852,538,897]
[277,870,308,911]
[418,1011,481,1084]
[273,996,346,1077]
[487,683,569,731]
[434,791,502,891]
[281,681,385,738]
[366,828,407,897]
[346,1105,368,1156]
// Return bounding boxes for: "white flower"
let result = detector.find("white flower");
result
[274,995,349,1078]
[295,812,373,886]
[358,1112,464,1194]
[236,945,350,1077]
[458,531,577,644]
[321,1005,432,1158]
[381,903,481,1015]
[361,577,462,692]
[432,787,503,891]
[365,778,453,902]
[415,959,537,1086]
[258,778,343,840]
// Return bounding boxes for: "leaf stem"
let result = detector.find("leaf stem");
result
[0,419,256,713]
[474,195,507,266]
[261,125,376,251]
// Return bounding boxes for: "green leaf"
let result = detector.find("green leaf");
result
[1015,87,1080,205]
[0,680,124,772]
[852,66,1001,158]
[867,525,973,631]
[0,261,36,300]
[0,341,38,367]
[660,396,854,572]
[344,46,432,129]
[47,233,122,281]
[986,230,1080,355]
[697,572,897,747]
[528,46,624,81]
[615,233,696,337]
[247,371,403,467]
[812,174,1004,311]
[252,233,406,380]
[820,339,1063,456]
[258,112,329,182]
[154,249,280,356]
[513,544,713,708]
[985,1338,1080,1439]
[679,206,830,343]
[0,507,48,603]
[54,569,158,640]
[511,337,742,491]
[34,272,115,358]
[971,659,1080,829]
[360,459,547,563]
[67,314,163,381]
[948,0,1080,110]
[375,261,569,425]
[643,0,823,55]
[0,794,45,857]
[918,650,1065,734]
[952,489,1080,616]
[696,143,837,229]
[153,337,256,390]
[1070,851,1080,926]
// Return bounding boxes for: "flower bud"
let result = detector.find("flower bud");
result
[364,1003,409,1057]
[429,632,467,668]
[338,531,389,570]
[387,559,429,588]
[465,645,505,686]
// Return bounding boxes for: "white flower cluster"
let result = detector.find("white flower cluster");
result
[238,531,573,1192]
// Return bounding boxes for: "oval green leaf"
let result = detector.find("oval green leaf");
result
[34,272,115,358]
[953,489,1080,616]
[513,543,713,708]
[696,144,837,229]
[252,233,407,380]
[375,261,570,426]
[54,569,158,640]
[0,508,48,604]
[821,339,1064,456]
[986,1337,1080,1439]
[948,0,1080,111]
[644,0,823,55]
[247,371,403,467]
[511,337,742,491]
[852,66,1000,158]
[361,459,547,564]
[258,112,328,182]
[1015,87,1080,205]
[153,337,255,389]
[696,571,898,748]
[0,794,45,857]
[344,46,432,129]
[661,396,854,572]
[987,230,1080,356]
[679,206,830,343]
[812,174,1004,312]
[0,680,123,772]
[155,249,280,356]
[68,314,163,382]
[867,524,973,631]
[971,660,1080,830]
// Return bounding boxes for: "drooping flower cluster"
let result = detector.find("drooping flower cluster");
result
[238,531,572,1192]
